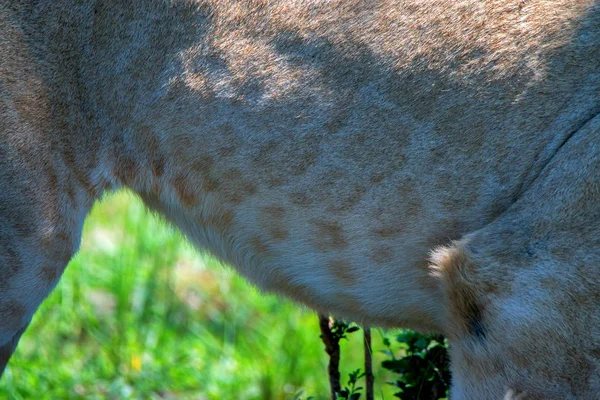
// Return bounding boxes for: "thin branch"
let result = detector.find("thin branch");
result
[364,326,374,400]
[319,313,341,399]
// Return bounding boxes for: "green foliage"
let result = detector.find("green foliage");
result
[336,369,365,400]
[316,325,450,400]
[326,320,363,400]
[381,331,451,399]
[327,320,361,343]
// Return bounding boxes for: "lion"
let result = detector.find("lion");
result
[1,0,599,398]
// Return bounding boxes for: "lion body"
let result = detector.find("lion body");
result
[1,1,599,397]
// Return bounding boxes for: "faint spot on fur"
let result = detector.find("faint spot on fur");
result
[328,259,355,285]
[117,155,138,186]
[216,145,236,157]
[13,91,49,133]
[139,127,165,177]
[170,135,194,156]
[269,269,303,296]
[540,276,562,291]
[191,156,219,192]
[0,301,26,331]
[216,123,235,136]
[39,264,59,283]
[311,219,348,251]
[324,115,346,134]
[370,245,394,264]
[370,173,385,184]
[62,146,95,195]
[204,208,236,233]
[290,151,318,176]
[0,244,21,287]
[265,176,286,187]
[153,156,166,178]
[173,174,199,207]
[150,181,161,195]
[397,179,421,217]
[290,191,312,207]
[44,165,58,192]
[252,140,279,166]
[42,235,72,264]
[191,155,214,175]
[322,169,345,183]
[263,205,285,218]
[261,206,289,241]
[220,168,258,204]
[372,224,406,238]
[66,181,77,205]
[249,235,271,257]
[327,184,366,213]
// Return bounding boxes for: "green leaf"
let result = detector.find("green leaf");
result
[382,358,411,373]
[414,338,429,351]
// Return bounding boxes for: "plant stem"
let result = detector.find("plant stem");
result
[319,314,341,399]
[364,326,374,400]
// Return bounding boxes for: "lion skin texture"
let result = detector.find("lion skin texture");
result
[1,1,599,398]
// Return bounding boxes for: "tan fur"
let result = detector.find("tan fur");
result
[1,1,599,397]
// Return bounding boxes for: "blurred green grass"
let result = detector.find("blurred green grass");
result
[0,191,400,399]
